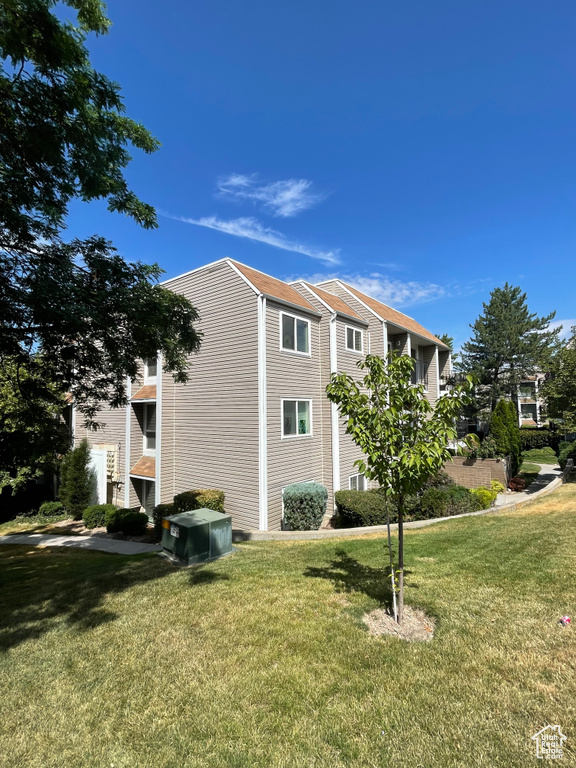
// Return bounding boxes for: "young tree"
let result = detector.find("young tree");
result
[326,353,473,623]
[0,1,202,482]
[459,284,559,413]
[540,327,576,432]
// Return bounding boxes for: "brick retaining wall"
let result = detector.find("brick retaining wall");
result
[443,456,508,489]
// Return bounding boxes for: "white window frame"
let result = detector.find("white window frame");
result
[279,312,311,357]
[143,402,157,456]
[144,357,158,384]
[345,325,363,354]
[281,398,313,439]
[349,473,366,491]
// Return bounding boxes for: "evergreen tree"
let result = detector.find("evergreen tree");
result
[488,399,521,475]
[488,400,510,456]
[459,284,559,413]
[59,439,93,519]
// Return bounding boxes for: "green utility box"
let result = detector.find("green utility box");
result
[161,509,233,565]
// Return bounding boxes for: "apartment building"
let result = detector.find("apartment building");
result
[75,259,450,531]
[517,374,546,426]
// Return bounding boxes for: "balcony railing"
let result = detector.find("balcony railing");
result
[411,359,428,388]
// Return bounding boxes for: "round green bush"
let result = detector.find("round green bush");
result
[283,482,327,530]
[38,501,65,517]
[335,490,391,527]
[558,441,576,471]
[470,487,496,510]
[153,503,174,538]
[105,507,149,536]
[83,504,116,529]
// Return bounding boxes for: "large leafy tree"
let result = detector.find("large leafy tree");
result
[458,284,559,414]
[0,1,201,487]
[326,353,473,623]
[540,327,576,432]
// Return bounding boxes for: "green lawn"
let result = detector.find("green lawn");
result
[1,485,575,767]
[522,446,558,466]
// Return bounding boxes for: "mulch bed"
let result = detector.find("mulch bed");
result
[363,606,436,642]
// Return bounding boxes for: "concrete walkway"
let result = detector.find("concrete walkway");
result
[0,533,161,555]
[494,462,561,507]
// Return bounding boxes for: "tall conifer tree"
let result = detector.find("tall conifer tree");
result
[459,284,559,413]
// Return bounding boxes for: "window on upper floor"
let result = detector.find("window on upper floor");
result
[143,403,156,453]
[349,473,366,491]
[282,399,312,437]
[144,357,157,382]
[281,312,310,355]
[346,326,363,353]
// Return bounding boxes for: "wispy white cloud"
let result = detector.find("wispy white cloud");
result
[547,318,576,340]
[217,174,325,218]
[168,214,340,266]
[289,271,446,308]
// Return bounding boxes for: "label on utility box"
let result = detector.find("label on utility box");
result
[170,525,180,538]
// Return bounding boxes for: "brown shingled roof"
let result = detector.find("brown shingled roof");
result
[230,261,317,313]
[299,282,365,321]
[131,385,157,401]
[336,282,448,348]
[130,456,155,478]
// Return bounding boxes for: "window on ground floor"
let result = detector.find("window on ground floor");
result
[349,473,366,491]
[282,399,312,437]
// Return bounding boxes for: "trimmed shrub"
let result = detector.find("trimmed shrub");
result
[420,485,481,519]
[470,487,497,510]
[153,502,174,537]
[173,489,225,514]
[520,429,559,452]
[82,503,116,529]
[559,441,576,470]
[105,507,149,536]
[59,438,93,519]
[423,471,455,491]
[38,501,65,516]
[335,490,392,527]
[477,435,499,459]
[508,476,526,492]
[490,479,505,495]
[283,482,327,531]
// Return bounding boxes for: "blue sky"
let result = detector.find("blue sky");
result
[66,0,576,348]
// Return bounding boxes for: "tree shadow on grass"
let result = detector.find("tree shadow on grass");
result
[0,545,226,652]
[304,549,397,608]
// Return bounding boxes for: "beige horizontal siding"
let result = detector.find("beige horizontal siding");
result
[74,403,127,506]
[265,300,325,531]
[161,262,260,529]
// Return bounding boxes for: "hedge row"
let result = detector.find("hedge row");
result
[520,429,559,452]
[334,473,504,528]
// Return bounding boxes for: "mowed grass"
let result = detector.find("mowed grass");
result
[1,486,576,767]
[522,446,559,466]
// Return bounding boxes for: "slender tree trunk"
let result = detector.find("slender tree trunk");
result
[385,499,397,622]
[397,495,404,624]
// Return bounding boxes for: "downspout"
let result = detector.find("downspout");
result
[155,351,162,507]
[258,295,268,530]
[124,375,131,508]
[329,313,340,511]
